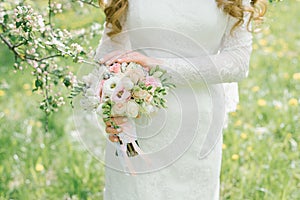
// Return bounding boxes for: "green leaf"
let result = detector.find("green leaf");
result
[35,79,43,88]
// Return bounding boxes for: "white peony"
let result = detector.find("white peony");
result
[121,77,134,90]
[102,76,120,96]
[126,101,139,118]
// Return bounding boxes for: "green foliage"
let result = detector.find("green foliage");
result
[221,1,300,199]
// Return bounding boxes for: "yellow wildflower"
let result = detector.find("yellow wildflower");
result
[277,51,284,58]
[231,154,239,161]
[29,120,35,126]
[35,163,44,172]
[0,90,6,97]
[259,39,267,46]
[230,112,237,117]
[247,146,253,152]
[263,47,274,53]
[4,109,10,115]
[288,98,298,106]
[234,120,242,127]
[35,121,43,128]
[253,44,259,50]
[251,86,260,92]
[293,73,300,80]
[23,83,31,90]
[257,99,267,106]
[222,144,227,150]
[240,133,248,140]
[286,133,292,139]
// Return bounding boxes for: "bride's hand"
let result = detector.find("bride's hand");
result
[104,117,127,142]
[100,50,164,69]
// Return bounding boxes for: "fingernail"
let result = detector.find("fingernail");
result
[114,138,119,142]
[117,128,122,132]
[117,59,122,62]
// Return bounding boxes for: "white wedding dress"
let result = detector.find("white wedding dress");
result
[93,0,253,199]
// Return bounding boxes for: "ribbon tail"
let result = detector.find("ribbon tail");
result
[115,142,136,176]
[131,142,152,167]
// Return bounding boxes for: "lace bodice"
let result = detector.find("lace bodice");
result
[95,0,253,118]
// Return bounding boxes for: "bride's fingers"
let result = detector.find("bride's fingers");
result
[116,51,148,65]
[109,135,120,142]
[101,50,123,63]
[105,117,128,126]
[105,126,122,134]
[99,50,126,64]
[105,50,131,65]
[106,51,142,65]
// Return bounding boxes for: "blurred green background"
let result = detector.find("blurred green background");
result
[0,1,299,199]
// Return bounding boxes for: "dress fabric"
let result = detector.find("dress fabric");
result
[94,0,252,199]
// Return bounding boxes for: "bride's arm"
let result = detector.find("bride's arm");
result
[114,12,253,86]
[158,12,253,85]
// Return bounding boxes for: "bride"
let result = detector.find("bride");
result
[93,0,267,199]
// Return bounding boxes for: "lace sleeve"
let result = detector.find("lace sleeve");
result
[160,11,253,86]
[94,21,132,61]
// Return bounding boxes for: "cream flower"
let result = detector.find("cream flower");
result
[133,90,148,99]
[126,68,145,83]
[112,102,127,116]
[145,94,153,103]
[126,101,139,118]
[121,77,134,90]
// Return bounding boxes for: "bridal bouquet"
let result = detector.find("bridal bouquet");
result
[70,61,174,172]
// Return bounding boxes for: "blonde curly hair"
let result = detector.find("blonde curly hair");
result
[98,0,267,37]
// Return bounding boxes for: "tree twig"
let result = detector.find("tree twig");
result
[48,0,52,27]
[76,0,100,8]
[0,33,63,62]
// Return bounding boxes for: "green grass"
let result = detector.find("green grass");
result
[0,1,299,199]
[221,1,300,199]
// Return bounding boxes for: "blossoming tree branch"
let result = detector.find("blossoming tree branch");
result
[0,0,101,131]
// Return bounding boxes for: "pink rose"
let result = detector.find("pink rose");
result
[145,76,161,87]
[109,63,121,73]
